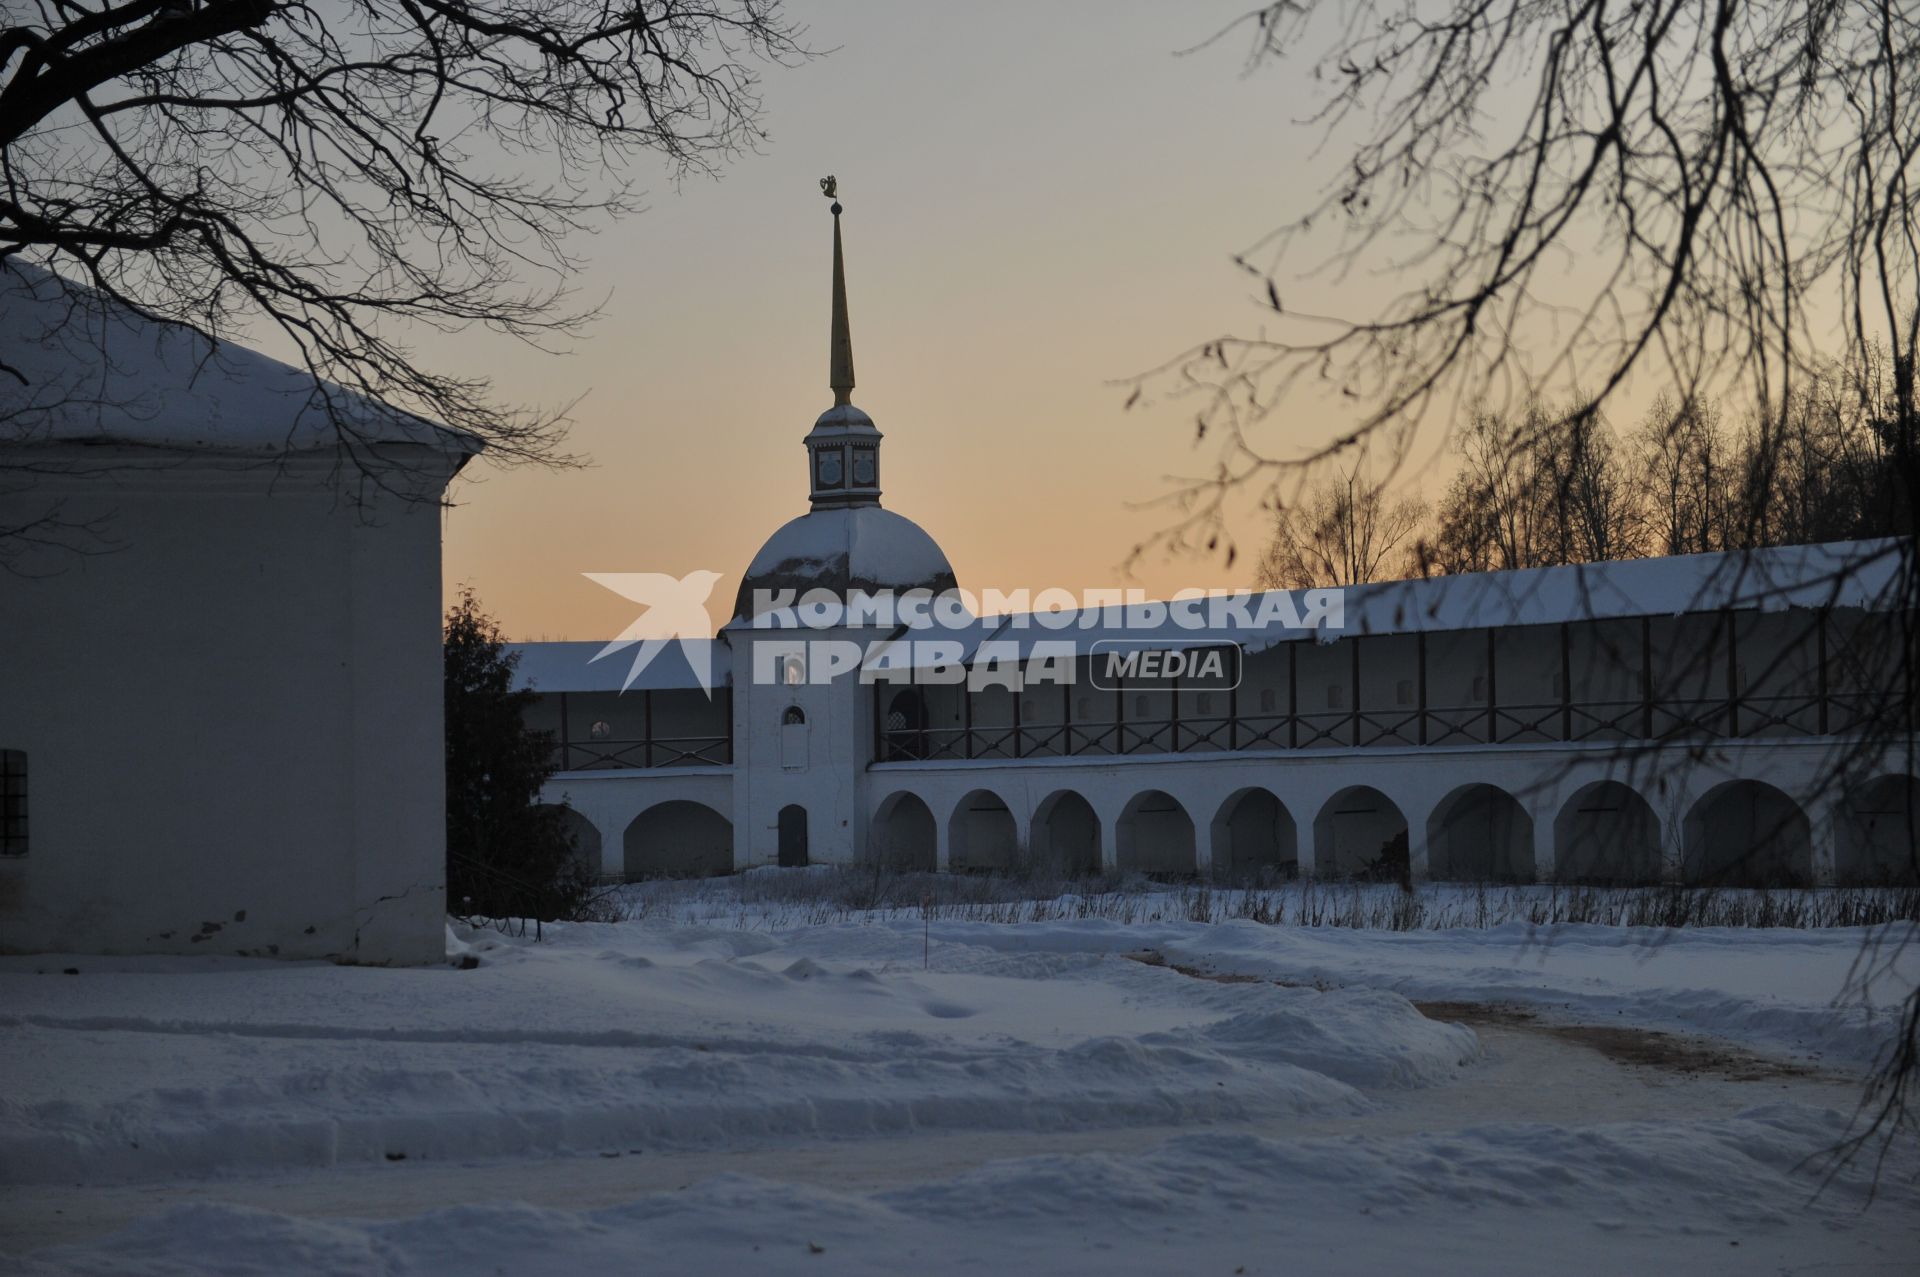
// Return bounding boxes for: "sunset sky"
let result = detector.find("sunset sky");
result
[432,1,1604,639]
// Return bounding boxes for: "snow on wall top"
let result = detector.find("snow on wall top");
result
[0,262,481,456]
[730,505,958,619]
[512,538,1907,690]
[898,539,1909,668]
[1298,537,1907,636]
[509,639,731,694]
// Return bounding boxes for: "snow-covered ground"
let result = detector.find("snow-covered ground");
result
[3,881,1917,1273]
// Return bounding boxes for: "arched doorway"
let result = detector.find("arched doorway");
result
[1210,788,1298,882]
[1313,787,1407,880]
[1837,775,1919,885]
[622,800,733,879]
[1030,790,1101,877]
[777,803,809,867]
[1683,781,1812,887]
[1554,782,1661,884]
[870,791,937,872]
[949,789,1017,872]
[1115,790,1196,877]
[1428,784,1534,882]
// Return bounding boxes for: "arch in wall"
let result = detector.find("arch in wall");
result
[1115,790,1196,877]
[1428,784,1535,883]
[777,803,809,867]
[949,789,1018,872]
[1209,787,1298,882]
[622,800,733,879]
[1030,789,1102,878]
[1836,774,1920,886]
[881,688,930,761]
[1553,782,1661,884]
[536,804,603,877]
[869,790,937,873]
[1682,780,1812,887]
[1312,786,1408,880]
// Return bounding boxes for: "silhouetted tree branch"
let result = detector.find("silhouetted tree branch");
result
[1134,0,1918,1175]
[1129,0,1917,574]
[1,0,806,474]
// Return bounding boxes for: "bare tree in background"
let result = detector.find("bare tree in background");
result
[1132,1,1915,570]
[0,0,804,469]
[1635,393,1733,556]
[1257,465,1426,588]
[1133,1,1918,1167]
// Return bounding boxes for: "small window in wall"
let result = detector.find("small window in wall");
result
[1471,674,1488,702]
[1135,694,1150,718]
[1,750,25,857]
[1259,688,1277,713]
[781,653,806,686]
[1327,684,1346,710]
[1396,679,1414,707]
[781,705,809,771]
[1076,697,1091,719]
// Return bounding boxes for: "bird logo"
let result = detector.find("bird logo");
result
[584,570,724,697]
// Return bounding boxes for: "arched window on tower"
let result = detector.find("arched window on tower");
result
[782,706,808,770]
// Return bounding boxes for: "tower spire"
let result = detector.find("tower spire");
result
[823,176,854,406]
[805,176,881,509]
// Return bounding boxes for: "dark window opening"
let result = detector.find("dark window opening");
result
[1,750,25,857]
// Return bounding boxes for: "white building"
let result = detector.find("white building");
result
[516,204,1917,891]
[0,264,476,963]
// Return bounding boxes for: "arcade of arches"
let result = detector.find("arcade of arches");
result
[849,773,1917,886]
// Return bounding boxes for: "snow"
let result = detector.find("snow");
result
[510,638,730,692]
[11,1110,1913,1276]
[891,538,1907,667]
[3,891,1916,1272]
[522,535,1906,684]
[1152,916,1918,1071]
[0,262,479,457]
[732,505,959,619]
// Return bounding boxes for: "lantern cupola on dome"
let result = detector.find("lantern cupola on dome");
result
[732,180,957,621]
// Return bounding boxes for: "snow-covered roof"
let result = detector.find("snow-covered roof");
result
[879,538,1907,669]
[0,262,481,457]
[513,540,1906,689]
[510,639,731,694]
[1325,537,1905,634]
[731,505,958,620]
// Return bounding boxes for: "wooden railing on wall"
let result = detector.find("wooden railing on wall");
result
[549,688,733,771]
[875,613,1900,764]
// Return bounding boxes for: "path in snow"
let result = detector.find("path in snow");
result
[0,1015,1869,1252]
[3,907,1915,1273]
